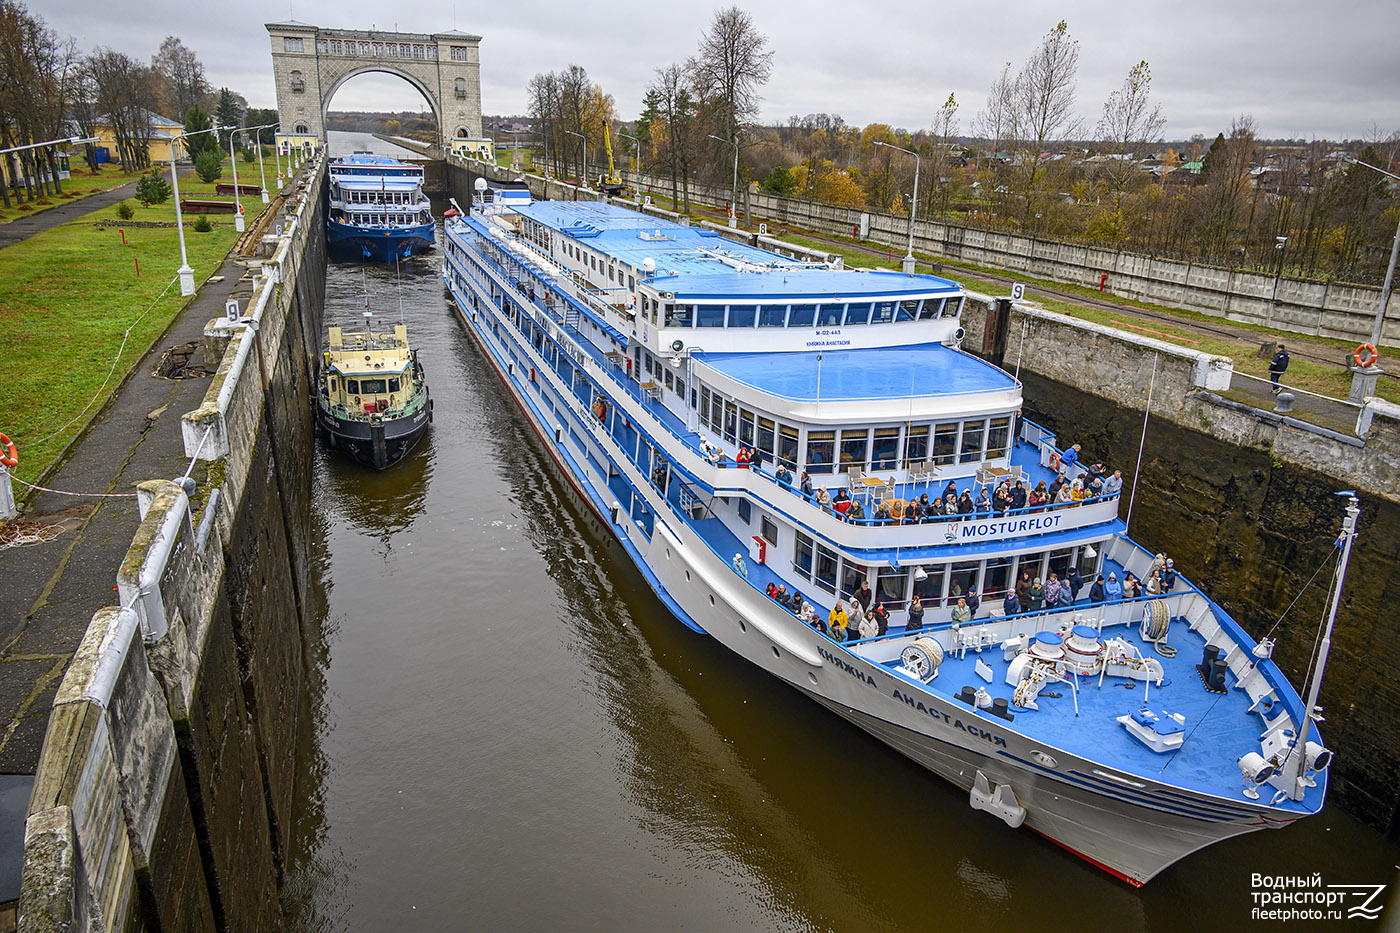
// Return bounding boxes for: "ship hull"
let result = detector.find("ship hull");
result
[327,220,435,263]
[316,394,431,469]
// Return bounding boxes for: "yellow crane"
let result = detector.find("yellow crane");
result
[598,126,625,195]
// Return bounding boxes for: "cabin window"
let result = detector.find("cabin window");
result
[816,303,844,326]
[904,425,929,466]
[728,305,757,327]
[360,378,387,393]
[738,408,755,447]
[920,298,944,320]
[982,556,1014,600]
[839,429,869,471]
[700,387,712,424]
[931,422,958,465]
[664,369,674,390]
[844,302,871,325]
[872,301,896,324]
[986,416,1011,459]
[696,304,725,327]
[707,392,723,432]
[722,401,738,444]
[667,304,692,327]
[805,430,835,474]
[738,499,752,524]
[756,417,775,461]
[841,562,868,601]
[794,533,814,580]
[896,299,920,322]
[877,567,908,605]
[949,561,981,604]
[778,425,799,472]
[759,305,787,327]
[788,304,817,327]
[675,377,685,399]
[913,564,945,602]
[960,419,985,462]
[760,516,778,546]
[815,545,839,594]
[871,427,900,470]
[1048,548,1076,580]
[346,379,360,393]
[388,378,402,393]
[328,377,338,392]
[1016,552,1049,584]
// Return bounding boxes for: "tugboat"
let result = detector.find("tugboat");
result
[316,313,432,468]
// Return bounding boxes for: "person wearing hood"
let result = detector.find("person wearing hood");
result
[828,602,849,640]
[957,490,975,515]
[858,612,879,640]
[1105,572,1123,601]
[732,553,748,579]
[846,498,866,522]
[1003,589,1022,616]
[1044,573,1061,607]
[1028,577,1045,612]
[906,596,925,632]
[1055,580,1074,609]
[1089,575,1106,603]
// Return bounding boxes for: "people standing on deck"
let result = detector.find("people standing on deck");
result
[1061,443,1082,470]
[858,611,879,640]
[957,490,975,515]
[736,446,751,468]
[732,553,748,579]
[1044,573,1061,607]
[797,597,818,630]
[906,596,925,632]
[800,471,814,498]
[1145,570,1164,597]
[1123,571,1141,599]
[1070,479,1087,504]
[1149,553,1167,580]
[929,496,946,520]
[993,482,1012,516]
[870,602,890,636]
[775,464,792,487]
[1162,559,1177,590]
[1270,344,1290,394]
[1054,481,1073,506]
[847,499,866,522]
[1066,566,1084,600]
[1016,571,1032,609]
[951,597,972,626]
[1028,578,1045,612]
[1048,474,1067,502]
[828,601,849,641]
[1028,481,1049,512]
[1003,589,1021,616]
[1056,580,1074,609]
[915,493,933,521]
[815,486,832,508]
[1011,481,1028,512]
[1106,572,1123,602]
[965,589,981,618]
[855,580,874,615]
[1090,575,1106,603]
[975,486,992,514]
[1103,470,1124,497]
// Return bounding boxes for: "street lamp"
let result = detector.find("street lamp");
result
[1346,157,1399,368]
[170,124,226,295]
[874,139,921,274]
[564,129,587,192]
[228,128,245,232]
[244,122,279,203]
[707,133,739,228]
[617,130,640,196]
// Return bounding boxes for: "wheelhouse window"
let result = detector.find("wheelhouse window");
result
[359,378,387,393]
[788,304,817,327]
[817,303,844,326]
[805,430,835,474]
[896,299,920,322]
[844,302,871,325]
[728,305,757,327]
[696,304,725,327]
[872,301,896,324]
[758,305,787,327]
[919,298,943,320]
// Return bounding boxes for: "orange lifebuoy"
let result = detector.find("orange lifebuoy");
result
[1049,450,1062,471]
[0,433,15,469]
[1354,343,1378,368]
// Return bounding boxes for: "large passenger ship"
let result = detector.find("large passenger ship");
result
[440,179,1337,885]
[326,153,434,262]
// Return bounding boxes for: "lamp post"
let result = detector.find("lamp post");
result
[228,128,245,232]
[707,133,739,228]
[875,139,921,274]
[169,125,224,295]
[1345,156,1399,401]
[244,122,279,203]
[564,129,587,193]
[617,131,640,196]
[0,135,98,198]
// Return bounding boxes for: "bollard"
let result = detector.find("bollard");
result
[1274,391,1296,413]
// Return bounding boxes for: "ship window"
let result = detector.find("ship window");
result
[707,391,722,432]
[722,401,738,443]
[788,304,817,327]
[794,533,814,581]
[676,377,685,399]
[877,566,908,604]
[897,299,920,322]
[920,298,944,320]
[346,379,359,393]
[913,564,945,603]
[817,303,844,326]
[360,378,387,393]
[987,417,1011,459]
[871,427,900,470]
[389,378,401,392]
[903,425,929,466]
[778,424,799,472]
[1016,551,1048,584]
[1047,548,1075,580]
[700,387,712,425]
[805,430,834,474]
[872,301,896,324]
[728,305,757,327]
[982,556,1013,600]
[738,499,751,524]
[841,562,868,601]
[761,516,778,546]
[949,561,981,604]
[664,369,674,390]
[844,302,871,325]
[696,304,725,327]
[668,304,693,327]
[328,377,337,391]
[756,417,775,460]
[738,409,755,447]
[839,429,868,471]
[815,545,838,594]
[946,297,964,317]
[960,419,985,462]
[931,422,958,465]
[758,305,787,327]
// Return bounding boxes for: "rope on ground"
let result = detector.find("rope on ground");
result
[26,275,180,448]
[0,522,65,549]
[8,475,137,498]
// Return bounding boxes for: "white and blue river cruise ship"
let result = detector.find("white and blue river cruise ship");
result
[440,179,1335,885]
[327,153,434,262]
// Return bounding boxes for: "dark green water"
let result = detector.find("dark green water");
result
[285,140,1400,930]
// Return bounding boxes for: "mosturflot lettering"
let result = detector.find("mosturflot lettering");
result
[959,514,1063,540]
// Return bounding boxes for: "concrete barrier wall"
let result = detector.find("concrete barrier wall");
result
[21,155,328,931]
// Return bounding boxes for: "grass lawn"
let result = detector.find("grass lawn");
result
[0,166,147,225]
[0,153,272,489]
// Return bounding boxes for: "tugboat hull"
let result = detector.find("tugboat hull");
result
[317,395,432,469]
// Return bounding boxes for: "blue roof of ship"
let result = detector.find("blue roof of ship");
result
[509,200,962,300]
[697,343,1018,401]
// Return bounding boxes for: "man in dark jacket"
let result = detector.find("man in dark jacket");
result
[1270,344,1290,394]
[1089,575,1106,603]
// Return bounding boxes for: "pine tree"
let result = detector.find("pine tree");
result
[182,105,217,159]
[214,88,242,147]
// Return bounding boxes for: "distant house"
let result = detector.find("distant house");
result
[90,109,187,165]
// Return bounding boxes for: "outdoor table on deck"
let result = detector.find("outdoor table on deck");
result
[860,476,893,501]
[640,381,662,401]
[977,465,1024,489]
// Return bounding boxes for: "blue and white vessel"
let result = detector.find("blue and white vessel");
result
[441,180,1343,885]
[327,152,434,262]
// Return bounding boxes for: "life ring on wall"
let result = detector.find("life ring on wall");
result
[1049,450,1062,471]
[1354,343,1378,368]
[0,433,16,469]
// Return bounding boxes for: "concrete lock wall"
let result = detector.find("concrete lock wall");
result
[20,157,327,931]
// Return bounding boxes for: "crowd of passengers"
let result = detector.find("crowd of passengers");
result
[748,552,1179,646]
[696,436,1124,524]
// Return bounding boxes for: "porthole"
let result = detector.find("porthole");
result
[666,548,671,559]
[1030,750,1058,768]
[709,595,716,606]
[807,672,818,685]
[771,646,781,659]
[738,619,747,633]
[685,570,692,582]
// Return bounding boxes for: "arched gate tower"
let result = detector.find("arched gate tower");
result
[265,22,482,146]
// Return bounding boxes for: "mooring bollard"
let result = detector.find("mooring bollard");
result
[1274,391,1296,413]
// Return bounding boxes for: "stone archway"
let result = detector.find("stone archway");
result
[265,22,482,145]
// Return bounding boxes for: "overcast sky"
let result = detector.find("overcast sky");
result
[37,0,1399,141]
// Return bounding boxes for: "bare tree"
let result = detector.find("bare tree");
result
[648,63,698,212]
[1012,20,1081,228]
[1094,60,1166,245]
[689,5,773,188]
[151,36,208,119]
[1199,115,1257,263]
[89,48,157,170]
[928,92,960,217]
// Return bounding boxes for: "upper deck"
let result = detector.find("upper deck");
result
[329,153,424,182]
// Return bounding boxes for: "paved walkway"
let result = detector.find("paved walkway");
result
[0,180,138,250]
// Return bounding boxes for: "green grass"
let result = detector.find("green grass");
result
[0,154,271,490]
[0,167,147,225]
